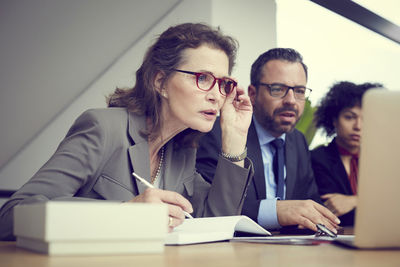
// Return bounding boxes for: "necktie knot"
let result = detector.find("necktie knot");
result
[271,138,284,149]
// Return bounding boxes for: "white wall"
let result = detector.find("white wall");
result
[211,0,276,88]
[276,0,400,148]
[0,0,276,193]
[0,0,181,169]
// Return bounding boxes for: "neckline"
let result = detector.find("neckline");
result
[151,146,165,184]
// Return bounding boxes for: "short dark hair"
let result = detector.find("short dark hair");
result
[314,81,383,136]
[107,23,238,145]
[250,48,308,86]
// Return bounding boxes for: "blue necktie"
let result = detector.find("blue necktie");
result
[271,139,285,199]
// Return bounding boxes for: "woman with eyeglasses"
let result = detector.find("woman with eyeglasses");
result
[311,81,382,226]
[0,23,253,240]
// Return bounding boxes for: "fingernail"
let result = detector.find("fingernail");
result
[335,218,341,224]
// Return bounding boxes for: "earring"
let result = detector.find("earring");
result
[161,91,167,98]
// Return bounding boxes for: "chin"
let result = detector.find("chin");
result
[197,125,214,133]
[192,122,215,133]
[348,141,361,148]
[275,123,295,134]
[184,117,214,133]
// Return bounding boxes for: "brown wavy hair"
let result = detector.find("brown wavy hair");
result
[107,23,238,146]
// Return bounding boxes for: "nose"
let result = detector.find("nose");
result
[206,82,222,104]
[354,116,362,130]
[282,88,296,105]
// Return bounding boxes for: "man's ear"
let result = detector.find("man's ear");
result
[248,85,257,105]
[154,71,168,98]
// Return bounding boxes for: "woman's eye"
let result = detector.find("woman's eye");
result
[198,74,209,83]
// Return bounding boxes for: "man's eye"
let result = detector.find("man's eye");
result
[271,86,284,93]
[294,88,306,95]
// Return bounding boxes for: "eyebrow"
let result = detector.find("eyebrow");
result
[197,69,230,79]
[342,110,358,116]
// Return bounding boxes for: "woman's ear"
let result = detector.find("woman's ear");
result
[154,71,168,98]
[333,118,338,129]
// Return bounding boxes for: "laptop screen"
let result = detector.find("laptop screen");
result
[354,89,400,248]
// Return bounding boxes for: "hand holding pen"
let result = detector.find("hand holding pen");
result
[131,172,194,231]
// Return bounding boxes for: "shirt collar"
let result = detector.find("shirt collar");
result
[253,116,286,147]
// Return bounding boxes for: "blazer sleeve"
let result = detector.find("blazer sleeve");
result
[311,145,356,226]
[195,120,222,183]
[194,119,254,217]
[0,109,110,240]
[191,156,253,217]
[311,145,350,195]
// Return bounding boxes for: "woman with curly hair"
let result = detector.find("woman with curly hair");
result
[311,81,382,226]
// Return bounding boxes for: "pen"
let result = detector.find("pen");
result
[132,172,194,219]
[316,223,337,238]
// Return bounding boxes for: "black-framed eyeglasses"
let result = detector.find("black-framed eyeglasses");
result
[173,69,237,96]
[257,82,312,101]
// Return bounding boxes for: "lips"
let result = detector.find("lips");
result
[202,109,217,115]
[200,109,217,120]
[279,111,296,118]
[274,107,298,117]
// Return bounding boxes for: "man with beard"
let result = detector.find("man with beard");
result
[196,48,340,233]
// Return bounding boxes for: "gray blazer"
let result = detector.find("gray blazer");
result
[0,108,253,240]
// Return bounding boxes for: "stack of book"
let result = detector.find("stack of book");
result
[13,201,168,255]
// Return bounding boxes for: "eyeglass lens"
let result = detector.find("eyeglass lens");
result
[196,72,235,95]
[268,84,309,100]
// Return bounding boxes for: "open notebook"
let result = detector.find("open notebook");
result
[165,216,270,245]
[333,89,400,249]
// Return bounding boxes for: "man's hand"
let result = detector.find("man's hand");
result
[276,200,340,233]
[129,188,193,232]
[321,193,357,217]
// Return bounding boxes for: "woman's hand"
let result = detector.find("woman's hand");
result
[219,84,253,158]
[321,193,357,217]
[128,188,193,232]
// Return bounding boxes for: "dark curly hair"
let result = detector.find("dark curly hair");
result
[314,81,383,136]
[107,23,238,146]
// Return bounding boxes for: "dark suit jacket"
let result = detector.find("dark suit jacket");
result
[0,108,253,241]
[311,138,355,226]
[196,118,321,223]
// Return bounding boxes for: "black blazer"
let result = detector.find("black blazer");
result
[311,138,355,226]
[196,118,321,222]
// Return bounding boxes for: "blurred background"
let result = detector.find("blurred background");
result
[1,0,399,204]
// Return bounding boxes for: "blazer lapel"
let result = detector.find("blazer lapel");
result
[285,132,297,199]
[127,112,151,195]
[163,142,196,191]
[328,139,353,194]
[247,121,266,199]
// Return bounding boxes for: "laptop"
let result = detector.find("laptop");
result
[334,89,400,249]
